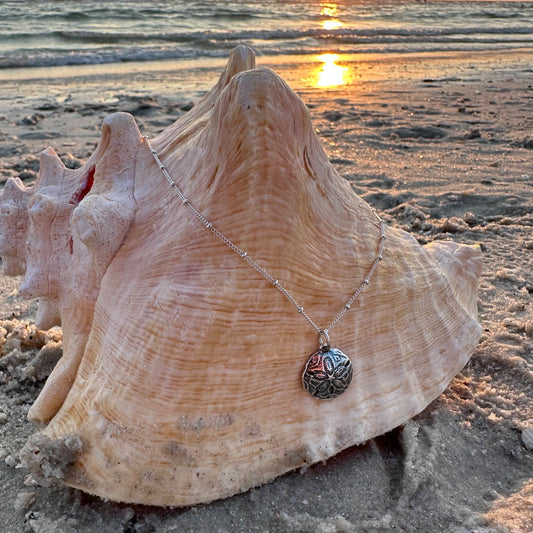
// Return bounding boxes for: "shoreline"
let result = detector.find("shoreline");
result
[1,47,531,185]
[0,47,531,90]
[1,48,532,532]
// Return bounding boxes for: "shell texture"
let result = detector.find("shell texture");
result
[3,46,482,506]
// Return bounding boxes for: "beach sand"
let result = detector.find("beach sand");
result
[0,50,532,532]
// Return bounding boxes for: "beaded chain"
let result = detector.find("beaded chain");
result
[143,136,387,399]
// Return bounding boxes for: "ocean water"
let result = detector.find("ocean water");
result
[0,1,532,70]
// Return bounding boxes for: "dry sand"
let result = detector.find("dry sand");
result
[0,50,532,532]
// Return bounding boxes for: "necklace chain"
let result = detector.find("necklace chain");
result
[143,136,386,343]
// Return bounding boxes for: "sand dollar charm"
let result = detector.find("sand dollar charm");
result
[302,347,353,400]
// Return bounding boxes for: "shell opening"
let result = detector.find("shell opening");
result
[72,166,95,205]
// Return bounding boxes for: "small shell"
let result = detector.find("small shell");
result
[9,47,481,506]
[0,171,60,329]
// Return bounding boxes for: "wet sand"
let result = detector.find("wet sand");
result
[1,50,532,532]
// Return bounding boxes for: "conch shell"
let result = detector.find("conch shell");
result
[3,46,482,506]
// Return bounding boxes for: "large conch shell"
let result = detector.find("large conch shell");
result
[5,47,482,506]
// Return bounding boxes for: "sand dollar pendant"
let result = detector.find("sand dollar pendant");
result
[302,331,353,400]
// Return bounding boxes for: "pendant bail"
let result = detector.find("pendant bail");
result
[318,329,330,352]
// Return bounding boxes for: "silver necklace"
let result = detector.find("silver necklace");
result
[144,137,386,400]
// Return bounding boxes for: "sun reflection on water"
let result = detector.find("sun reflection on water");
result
[320,3,338,18]
[315,53,349,88]
[315,3,348,87]
[322,19,343,30]
[320,2,343,30]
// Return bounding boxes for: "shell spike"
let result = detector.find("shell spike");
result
[215,44,256,89]
[4,176,28,197]
[38,147,66,187]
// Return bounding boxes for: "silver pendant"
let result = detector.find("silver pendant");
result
[302,347,353,400]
